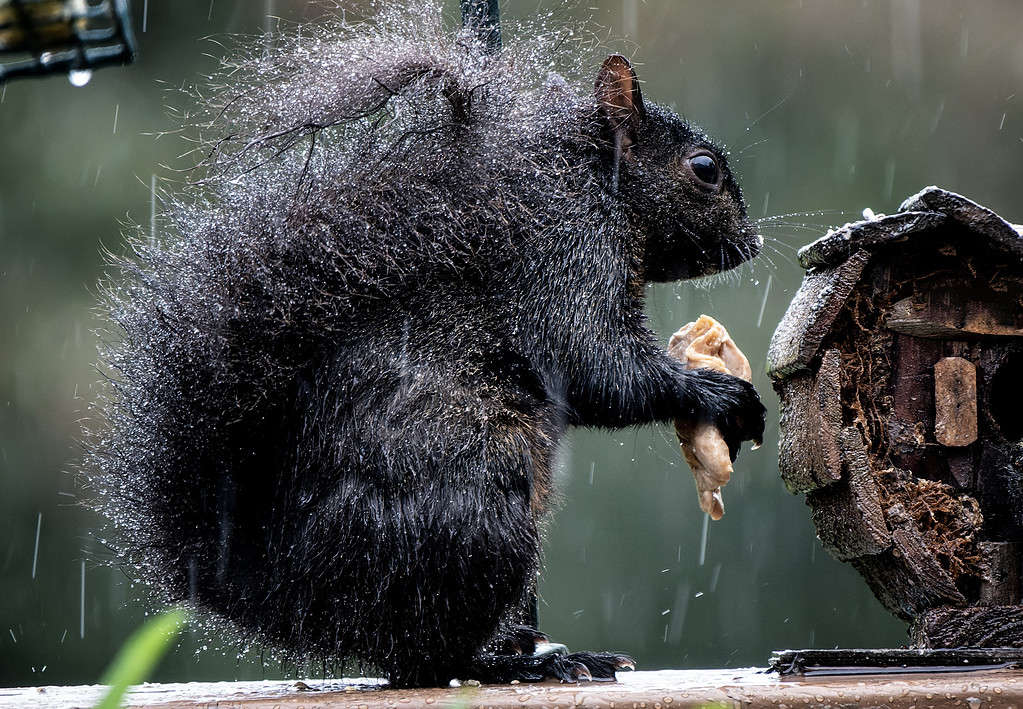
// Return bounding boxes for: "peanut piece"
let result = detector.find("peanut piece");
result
[667,315,752,520]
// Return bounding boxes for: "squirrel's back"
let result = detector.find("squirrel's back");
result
[85,2,604,673]
[85,1,766,685]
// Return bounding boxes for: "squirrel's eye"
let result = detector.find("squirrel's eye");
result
[688,154,720,188]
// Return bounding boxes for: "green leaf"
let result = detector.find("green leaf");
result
[94,608,188,709]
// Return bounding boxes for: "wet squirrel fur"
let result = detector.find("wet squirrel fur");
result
[84,4,765,688]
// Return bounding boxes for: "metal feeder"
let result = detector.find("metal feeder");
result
[0,0,135,83]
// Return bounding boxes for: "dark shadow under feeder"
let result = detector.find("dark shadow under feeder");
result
[768,187,1023,654]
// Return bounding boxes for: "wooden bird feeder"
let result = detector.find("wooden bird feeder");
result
[768,186,1023,648]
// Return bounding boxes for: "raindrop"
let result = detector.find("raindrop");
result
[142,0,149,32]
[112,104,119,134]
[68,69,92,87]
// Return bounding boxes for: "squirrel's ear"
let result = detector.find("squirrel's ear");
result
[594,54,646,146]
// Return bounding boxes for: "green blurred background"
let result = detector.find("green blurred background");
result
[2,0,1022,688]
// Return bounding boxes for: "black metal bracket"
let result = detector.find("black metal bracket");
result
[0,0,136,83]
[770,648,1023,677]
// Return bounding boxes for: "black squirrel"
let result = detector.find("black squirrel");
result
[84,4,765,688]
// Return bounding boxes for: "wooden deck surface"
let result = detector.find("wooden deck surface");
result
[6,668,1023,708]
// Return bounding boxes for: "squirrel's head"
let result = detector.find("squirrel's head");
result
[594,54,761,281]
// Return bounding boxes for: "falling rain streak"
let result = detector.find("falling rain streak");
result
[698,513,710,566]
[31,513,41,579]
[80,561,85,639]
[150,174,157,245]
[756,274,772,328]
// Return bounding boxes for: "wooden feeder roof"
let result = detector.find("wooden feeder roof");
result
[767,186,1023,380]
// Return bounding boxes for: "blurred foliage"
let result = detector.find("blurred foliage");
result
[95,609,187,709]
[2,0,1023,688]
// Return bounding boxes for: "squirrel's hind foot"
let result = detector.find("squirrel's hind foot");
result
[491,624,550,655]
[467,650,634,684]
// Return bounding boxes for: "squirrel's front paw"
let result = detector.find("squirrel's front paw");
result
[690,368,766,461]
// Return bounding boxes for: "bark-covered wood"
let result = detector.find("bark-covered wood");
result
[816,350,844,481]
[977,541,1021,606]
[807,427,890,560]
[934,356,978,447]
[797,211,948,270]
[776,353,844,494]
[911,605,1023,648]
[767,250,869,379]
[900,185,1023,262]
[851,502,966,622]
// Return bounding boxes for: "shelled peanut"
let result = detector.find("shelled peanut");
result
[667,315,753,521]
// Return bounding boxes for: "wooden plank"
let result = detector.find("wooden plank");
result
[807,427,890,560]
[934,356,979,447]
[9,669,1023,708]
[887,292,1023,339]
[912,605,1023,648]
